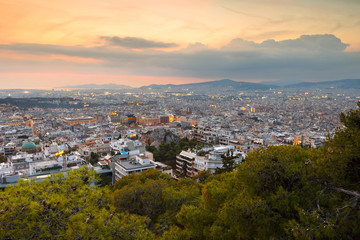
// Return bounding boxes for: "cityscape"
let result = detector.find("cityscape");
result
[1,0,360,239]
[0,79,359,183]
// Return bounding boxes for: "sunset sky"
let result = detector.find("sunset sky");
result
[1,0,360,89]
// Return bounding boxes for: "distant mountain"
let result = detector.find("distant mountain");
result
[260,80,300,87]
[61,83,132,89]
[285,79,360,89]
[59,78,360,92]
[138,79,277,93]
[139,84,177,90]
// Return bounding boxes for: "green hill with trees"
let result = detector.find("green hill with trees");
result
[1,102,360,239]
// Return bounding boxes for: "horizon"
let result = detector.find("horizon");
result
[0,78,359,90]
[1,0,360,88]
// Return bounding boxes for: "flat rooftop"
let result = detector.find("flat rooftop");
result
[116,160,155,171]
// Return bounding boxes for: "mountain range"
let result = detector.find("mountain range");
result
[285,79,360,89]
[138,79,277,93]
[60,78,360,93]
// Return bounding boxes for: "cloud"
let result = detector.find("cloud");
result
[223,34,349,51]
[179,42,208,53]
[0,34,359,84]
[100,36,178,49]
[260,34,349,51]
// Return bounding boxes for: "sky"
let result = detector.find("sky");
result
[0,0,360,89]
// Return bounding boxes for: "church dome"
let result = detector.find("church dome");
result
[22,141,36,150]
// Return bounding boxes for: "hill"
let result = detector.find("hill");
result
[285,78,360,89]
[139,79,277,93]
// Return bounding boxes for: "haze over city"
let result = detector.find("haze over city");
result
[1,0,360,89]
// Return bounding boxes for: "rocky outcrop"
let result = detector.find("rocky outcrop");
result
[141,128,180,148]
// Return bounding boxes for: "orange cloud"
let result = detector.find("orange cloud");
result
[1,0,359,50]
[0,50,101,63]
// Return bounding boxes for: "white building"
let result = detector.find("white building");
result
[178,145,244,176]
[0,162,14,177]
[110,139,145,156]
[114,155,155,180]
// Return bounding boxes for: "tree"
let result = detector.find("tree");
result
[113,169,201,232]
[215,152,237,174]
[0,154,7,163]
[302,101,360,237]
[181,161,188,177]
[89,152,99,165]
[196,150,207,156]
[0,166,155,239]
[324,101,360,185]
[193,170,213,183]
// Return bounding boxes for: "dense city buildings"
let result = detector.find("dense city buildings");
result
[0,85,359,186]
[0,84,359,240]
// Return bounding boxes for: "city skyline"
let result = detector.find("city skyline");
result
[1,0,360,89]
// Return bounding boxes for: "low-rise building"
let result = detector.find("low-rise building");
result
[114,154,155,180]
[176,151,197,177]
[194,146,243,174]
[63,116,96,125]
[178,146,244,176]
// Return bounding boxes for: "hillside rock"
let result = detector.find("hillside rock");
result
[141,128,180,148]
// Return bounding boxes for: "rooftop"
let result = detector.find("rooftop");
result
[22,141,36,150]
[116,160,155,170]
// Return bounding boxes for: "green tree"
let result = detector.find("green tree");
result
[181,161,188,177]
[215,153,237,174]
[196,150,207,156]
[89,152,99,165]
[0,154,7,163]
[303,102,360,238]
[193,170,213,183]
[113,169,201,232]
[0,166,155,239]
[321,101,360,186]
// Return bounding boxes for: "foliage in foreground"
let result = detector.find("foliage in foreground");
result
[0,167,153,240]
[1,103,360,239]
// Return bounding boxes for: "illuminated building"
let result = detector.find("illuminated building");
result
[25,117,44,127]
[4,143,16,156]
[63,116,96,125]
[138,117,160,125]
[160,115,170,124]
[109,112,122,125]
[293,135,303,146]
[124,114,136,125]
[109,113,136,126]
